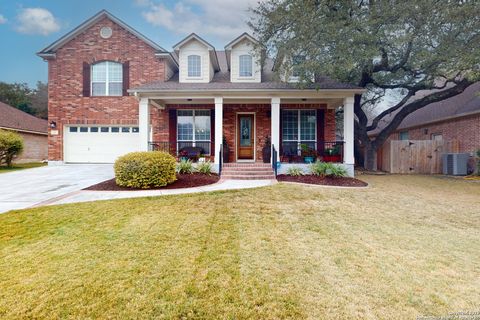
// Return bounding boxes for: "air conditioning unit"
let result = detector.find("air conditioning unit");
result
[442,153,469,175]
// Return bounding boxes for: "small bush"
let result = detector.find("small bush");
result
[114,151,176,189]
[310,161,347,177]
[0,130,24,167]
[286,166,304,176]
[176,159,194,174]
[196,161,213,175]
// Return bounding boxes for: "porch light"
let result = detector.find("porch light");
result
[301,98,307,101]
[50,121,57,129]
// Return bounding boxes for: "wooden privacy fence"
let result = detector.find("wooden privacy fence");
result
[385,140,459,174]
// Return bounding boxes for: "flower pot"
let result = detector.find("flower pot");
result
[304,156,315,163]
[262,146,271,163]
[223,145,230,163]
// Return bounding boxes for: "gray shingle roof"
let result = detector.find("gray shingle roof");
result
[131,51,361,92]
[369,82,480,135]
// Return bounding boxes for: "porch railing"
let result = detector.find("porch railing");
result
[149,141,212,156]
[280,141,344,163]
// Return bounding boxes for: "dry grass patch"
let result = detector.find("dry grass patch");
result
[0,175,479,319]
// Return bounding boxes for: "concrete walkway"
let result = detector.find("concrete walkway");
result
[0,164,114,213]
[42,179,276,206]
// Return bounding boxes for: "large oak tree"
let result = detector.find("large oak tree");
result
[249,0,480,170]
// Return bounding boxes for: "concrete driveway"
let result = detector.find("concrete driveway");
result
[0,164,114,214]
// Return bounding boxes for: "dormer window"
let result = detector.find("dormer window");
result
[91,61,122,96]
[239,55,253,77]
[291,55,306,78]
[187,55,201,77]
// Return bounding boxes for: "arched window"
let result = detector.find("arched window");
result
[91,61,123,96]
[239,54,253,77]
[187,55,201,77]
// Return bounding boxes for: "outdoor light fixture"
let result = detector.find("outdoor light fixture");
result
[424,128,429,135]
[187,98,193,101]
[301,98,307,101]
[50,121,57,129]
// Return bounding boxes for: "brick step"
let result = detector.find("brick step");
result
[222,171,274,176]
[222,168,274,172]
[221,174,275,180]
[223,163,271,168]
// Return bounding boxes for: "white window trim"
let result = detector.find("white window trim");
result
[187,55,202,79]
[91,61,123,96]
[177,109,211,154]
[282,109,317,150]
[238,54,254,79]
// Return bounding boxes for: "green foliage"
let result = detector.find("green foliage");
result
[310,161,347,178]
[114,151,176,189]
[286,166,304,176]
[176,159,194,174]
[0,81,48,119]
[0,130,24,167]
[196,161,213,175]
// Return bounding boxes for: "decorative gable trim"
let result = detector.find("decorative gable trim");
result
[37,10,167,58]
[173,33,220,72]
[224,32,261,71]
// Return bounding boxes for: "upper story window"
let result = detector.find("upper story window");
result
[239,54,253,77]
[187,55,201,77]
[91,61,122,96]
[291,55,306,78]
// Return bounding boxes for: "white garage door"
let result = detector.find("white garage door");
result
[64,126,140,163]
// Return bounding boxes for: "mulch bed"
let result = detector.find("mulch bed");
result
[277,175,368,187]
[84,173,220,191]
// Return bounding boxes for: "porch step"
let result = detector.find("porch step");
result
[221,163,275,180]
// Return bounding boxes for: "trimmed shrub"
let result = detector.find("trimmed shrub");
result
[176,159,194,174]
[114,151,176,189]
[0,129,24,167]
[286,166,304,176]
[196,161,213,175]
[310,161,347,177]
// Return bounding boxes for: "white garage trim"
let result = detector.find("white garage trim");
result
[64,125,140,163]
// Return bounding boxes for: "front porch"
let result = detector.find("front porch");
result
[137,94,356,176]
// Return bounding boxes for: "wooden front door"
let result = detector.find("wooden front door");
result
[237,114,254,160]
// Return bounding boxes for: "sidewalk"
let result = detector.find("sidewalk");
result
[37,179,276,207]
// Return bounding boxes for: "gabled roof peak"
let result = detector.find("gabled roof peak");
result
[172,33,220,72]
[37,9,167,58]
[224,32,259,50]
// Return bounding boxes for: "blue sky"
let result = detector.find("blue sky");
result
[0,0,257,87]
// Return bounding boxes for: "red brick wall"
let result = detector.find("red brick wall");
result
[13,132,48,163]
[47,16,167,161]
[161,103,335,162]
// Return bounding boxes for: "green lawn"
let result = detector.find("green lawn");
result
[0,175,479,319]
[0,162,46,173]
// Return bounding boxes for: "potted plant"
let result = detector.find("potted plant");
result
[178,149,189,162]
[222,136,230,163]
[323,146,341,162]
[300,144,316,163]
[198,154,206,163]
[262,135,271,163]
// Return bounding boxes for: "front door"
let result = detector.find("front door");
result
[237,114,254,160]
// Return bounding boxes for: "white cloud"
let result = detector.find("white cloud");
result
[0,14,7,24]
[15,8,60,35]
[141,0,260,42]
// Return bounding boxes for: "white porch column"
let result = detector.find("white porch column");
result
[343,96,355,176]
[139,97,150,151]
[271,97,281,163]
[214,97,223,167]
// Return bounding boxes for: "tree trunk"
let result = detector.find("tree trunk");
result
[364,145,377,171]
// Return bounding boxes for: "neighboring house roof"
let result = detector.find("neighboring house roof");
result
[130,51,362,93]
[172,33,220,72]
[369,82,480,136]
[0,102,48,135]
[37,10,168,58]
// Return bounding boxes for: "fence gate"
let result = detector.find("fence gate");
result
[389,140,457,174]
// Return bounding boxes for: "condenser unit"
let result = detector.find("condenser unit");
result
[442,153,469,175]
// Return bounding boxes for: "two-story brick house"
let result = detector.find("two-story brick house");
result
[38,10,362,176]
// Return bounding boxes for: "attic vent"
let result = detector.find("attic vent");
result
[100,27,112,39]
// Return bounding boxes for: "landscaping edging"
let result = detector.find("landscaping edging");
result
[277,175,368,187]
[84,173,220,191]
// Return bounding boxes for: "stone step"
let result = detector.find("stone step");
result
[222,167,274,172]
[220,174,275,180]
